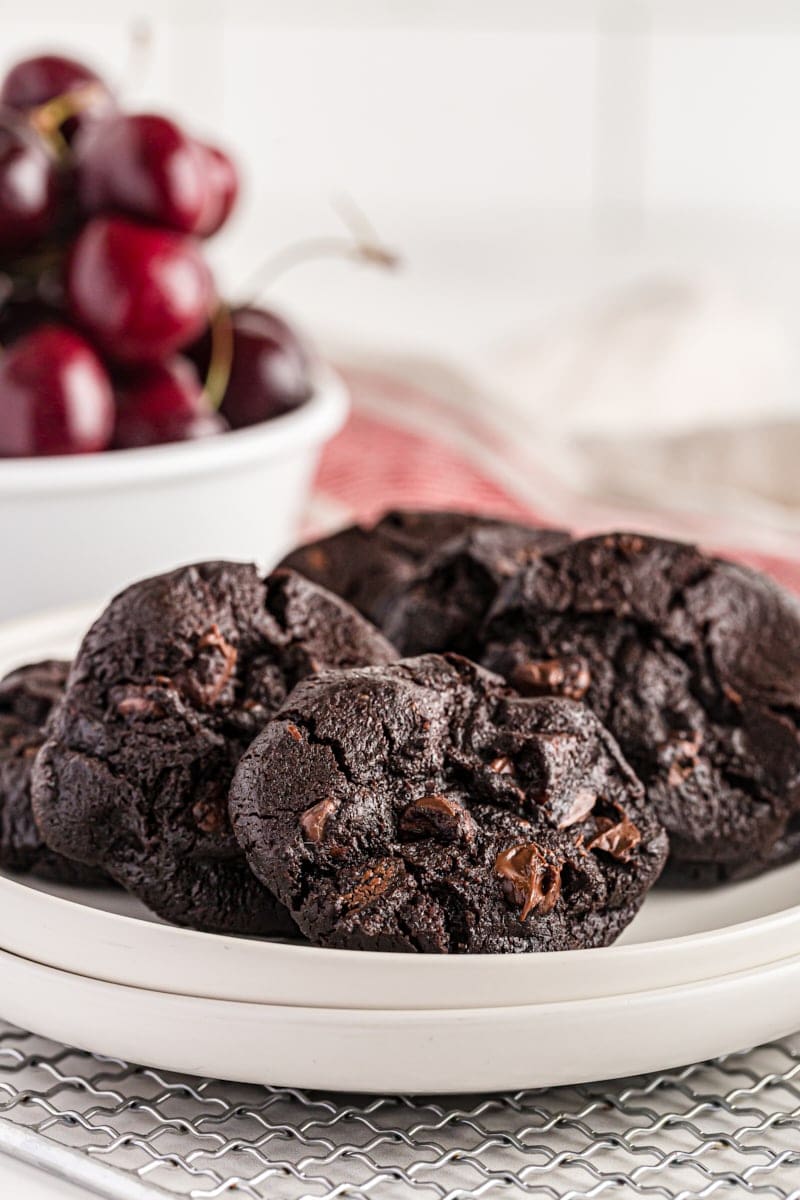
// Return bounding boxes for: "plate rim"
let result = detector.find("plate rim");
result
[3,864,800,962]
[3,865,800,1010]
[3,606,800,1011]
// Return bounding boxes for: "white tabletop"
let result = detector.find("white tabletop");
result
[0,1156,92,1198]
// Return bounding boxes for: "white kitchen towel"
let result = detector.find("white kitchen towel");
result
[311,352,800,595]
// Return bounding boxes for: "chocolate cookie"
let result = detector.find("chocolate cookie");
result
[278,510,488,627]
[32,564,396,934]
[382,522,570,657]
[229,654,667,953]
[482,532,800,875]
[0,660,105,884]
[664,811,800,885]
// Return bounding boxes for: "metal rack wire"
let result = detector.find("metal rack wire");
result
[0,1021,797,1199]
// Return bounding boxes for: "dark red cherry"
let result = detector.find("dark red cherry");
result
[0,323,113,456]
[113,357,226,449]
[0,54,115,143]
[192,306,312,429]
[67,216,214,364]
[1,53,103,108]
[195,143,238,237]
[0,110,58,252]
[76,113,209,233]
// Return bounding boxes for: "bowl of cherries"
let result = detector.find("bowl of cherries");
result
[0,51,347,620]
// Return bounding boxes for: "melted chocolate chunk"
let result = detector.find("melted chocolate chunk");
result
[183,623,238,707]
[494,842,562,920]
[339,859,405,913]
[586,810,642,862]
[400,793,476,844]
[301,796,338,843]
[557,790,597,829]
[511,656,591,702]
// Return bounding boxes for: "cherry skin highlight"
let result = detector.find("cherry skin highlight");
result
[0,111,59,251]
[67,215,214,364]
[195,142,238,236]
[77,113,209,233]
[0,323,114,456]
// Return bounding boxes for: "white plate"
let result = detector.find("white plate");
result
[2,607,800,1016]
[3,864,800,1010]
[1,945,800,1092]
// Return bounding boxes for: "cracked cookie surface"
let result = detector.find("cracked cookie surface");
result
[382,521,570,657]
[278,509,492,627]
[31,563,395,933]
[482,532,800,876]
[229,654,667,953]
[0,661,106,884]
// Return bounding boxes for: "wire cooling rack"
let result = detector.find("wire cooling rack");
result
[0,1022,798,1200]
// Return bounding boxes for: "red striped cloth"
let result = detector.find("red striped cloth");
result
[308,365,800,594]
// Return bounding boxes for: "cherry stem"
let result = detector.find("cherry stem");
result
[28,82,107,159]
[204,304,234,411]
[119,19,153,99]
[209,200,397,407]
[239,200,399,305]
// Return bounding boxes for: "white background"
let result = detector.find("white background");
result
[3,0,800,383]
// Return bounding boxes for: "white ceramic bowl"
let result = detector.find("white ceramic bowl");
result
[0,367,347,620]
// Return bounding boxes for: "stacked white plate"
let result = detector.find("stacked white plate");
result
[0,609,798,1094]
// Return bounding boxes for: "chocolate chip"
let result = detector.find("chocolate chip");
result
[192,794,228,835]
[586,809,642,861]
[305,547,329,573]
[664,729,702,787]
[115,690,165,719]
[511,656,591,702]
[339,859,404,912]
[399,793,475,844]
[494,842,562,920]
[300,796,338,843]
[183,623,238,707]
[615,533,646,555]
[557,789,597,829]
[489,755,515,776]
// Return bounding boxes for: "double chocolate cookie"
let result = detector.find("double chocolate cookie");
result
[0,661,104,884]
[279,509,487,627]
[482,532,800,877]
[664,811,800,886]
[229,654,667,953]
[32,563,395,933]
[382,521,570,657]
